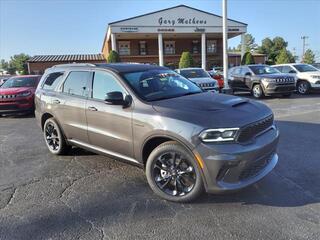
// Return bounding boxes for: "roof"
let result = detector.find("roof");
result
[28,54,105,63]
[228,52,266,57]
[109,5,247,26]
[96,63,165,73]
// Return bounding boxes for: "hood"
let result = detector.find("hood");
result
[188,77,217,84]
[297,71,320,77]
[152,92,272,129]
[0,87,35,95]
[257,73,294,79]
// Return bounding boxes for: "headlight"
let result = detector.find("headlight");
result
[199,128,239,142]
[262,78,276,83]
[17,91,31,97]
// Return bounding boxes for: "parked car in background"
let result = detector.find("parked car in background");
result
[228,65,296,99]
[273,63,320,94]
[0,75,11,86]
[35,63,279,202]
[0,75,41,115]
[208,70,224,90]
[212,66,223,75]
[175,68,219,92]
[312,63,320,70]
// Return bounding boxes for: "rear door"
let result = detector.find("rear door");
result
[85,70,134,159]
[229,67,243,89]
[52,71,91,143]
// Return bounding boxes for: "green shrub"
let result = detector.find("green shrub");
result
[179,52,194,68]
[107,50,120,63]
[241,52,255,65]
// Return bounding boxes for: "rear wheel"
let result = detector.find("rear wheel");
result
[43,118,69,155]
[145,141,204,202]
[297,81,310,94]
[252,84,264,99]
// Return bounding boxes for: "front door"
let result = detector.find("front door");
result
[85,70,134,158]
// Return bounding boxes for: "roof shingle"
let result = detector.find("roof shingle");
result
[28,54,105,62]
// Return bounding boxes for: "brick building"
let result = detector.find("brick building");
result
[28,5,265,74]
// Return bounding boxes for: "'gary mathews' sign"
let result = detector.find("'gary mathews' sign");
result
[158,17,207,26]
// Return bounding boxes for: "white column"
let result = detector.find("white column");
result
[241,33,246,62]
[111,33,117,51]
[201,33,206,70]
[158,33,164,66]
[222,0,229,90]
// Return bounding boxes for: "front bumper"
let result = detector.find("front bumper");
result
[262,83,296,95]
[0,98,34,114]
[195,125,279,193]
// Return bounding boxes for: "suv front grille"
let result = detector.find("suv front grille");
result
[275,77,295,84]
[198,82,216,90]
[0,94,17,99]
[237,115,274,143]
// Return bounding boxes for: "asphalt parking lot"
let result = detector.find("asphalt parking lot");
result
[0,93,320,240]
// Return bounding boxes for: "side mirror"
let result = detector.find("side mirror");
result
[245,72,252,76]
[105,91,132,107]
[289,70,296,74]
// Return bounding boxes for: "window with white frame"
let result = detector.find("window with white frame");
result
[139,41,147,55]
[192,40,200,54]
[207,40,217,53]
[164,41,175,55]
[118,41,130,56]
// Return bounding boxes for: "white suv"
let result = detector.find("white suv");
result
[273,64,320,94]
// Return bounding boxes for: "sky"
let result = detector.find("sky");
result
[0,0,320,61]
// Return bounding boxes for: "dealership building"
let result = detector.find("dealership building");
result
[28,5,266,74]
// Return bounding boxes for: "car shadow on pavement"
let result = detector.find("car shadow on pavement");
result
[233,91,320,100]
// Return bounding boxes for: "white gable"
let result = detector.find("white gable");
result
[109,5,246,28]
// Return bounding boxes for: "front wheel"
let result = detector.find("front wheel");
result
[43,118,69,155]
[252,84,264,99]
[145,141,204,202]
[297,81,310,94]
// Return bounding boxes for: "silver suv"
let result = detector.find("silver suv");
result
[35,63,279,202]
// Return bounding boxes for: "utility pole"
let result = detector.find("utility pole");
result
[301,36,308,62]
[222,0,230,92]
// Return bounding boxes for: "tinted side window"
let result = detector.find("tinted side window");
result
[92,71,125,100]
[281,66,294,73]
[63,71,90,97]
[240,67,251,75]
[274,66,283,72]
[233,67,241,75]
[43,72,64,90]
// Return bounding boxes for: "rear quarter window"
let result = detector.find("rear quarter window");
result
[42,72,64,90]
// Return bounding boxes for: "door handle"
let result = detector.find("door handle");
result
[52,99,60,104]
[88,106,98,111]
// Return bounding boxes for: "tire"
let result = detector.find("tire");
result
[252,84,264,99]
[43,117,69,155]
[145,141,204,202]
[297,81,310,94]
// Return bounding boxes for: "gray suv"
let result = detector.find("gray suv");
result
[35,63,279,202]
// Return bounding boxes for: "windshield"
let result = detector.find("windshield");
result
[122,69,202,102]
[248,65,280,75]
[179,69,210,79]
[1,77,38,88]
[294,64,319,72]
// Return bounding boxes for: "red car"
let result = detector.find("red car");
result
[0,75,41,115]
[208,70,224,90]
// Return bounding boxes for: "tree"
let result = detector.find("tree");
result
[258,37,288,64]
[0,59,8,71]
[9,53,30,74]
[107,50,120,63]
[303,49,315,64]
[237,33,258,52]
[276,48,295,64]
[241,52,255,65]
[179,52,194,68]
